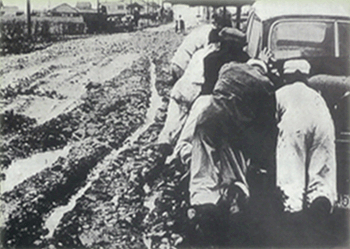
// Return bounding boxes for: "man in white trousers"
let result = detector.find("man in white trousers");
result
[276,59,337,213]
[273,59,337,246]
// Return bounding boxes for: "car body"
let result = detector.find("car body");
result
[246,0,350,203]
[246,0,350,75]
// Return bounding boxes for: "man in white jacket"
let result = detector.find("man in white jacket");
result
[157,26,247,157]
[273,59,337,246]
[169,10,231,84]
[169,24,214,82]
[276,59,337,214]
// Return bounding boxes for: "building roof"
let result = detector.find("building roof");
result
[147,2,160,8]
[126,3,144,9]
[50,3,80,14]
[0,5,19,16]
[76,2,92,10]
[78,8,97,14]
[252,0,350,21]
[101,2,128,15]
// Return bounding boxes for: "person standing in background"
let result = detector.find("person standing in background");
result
[179,15,185,33]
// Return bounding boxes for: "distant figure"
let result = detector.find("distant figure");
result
[179,15,185,33]
[175,19,178,33]
[133,8,140,27]
[196,14,201,25]
[175,15,185,33]
[169,9,174,22]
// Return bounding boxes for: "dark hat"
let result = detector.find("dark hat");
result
[219,27,246,44]
[212,8,232,28]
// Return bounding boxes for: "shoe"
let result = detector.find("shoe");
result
[186,204,229,246]
[308,197,332,219]
[157,143,173,157]
[218,181,249,217]
[233,181,250,211]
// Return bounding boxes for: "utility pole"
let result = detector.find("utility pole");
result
[147,0,149,26]
[27,0,31,38]
[236,6,242,29]
[97,0,100,32]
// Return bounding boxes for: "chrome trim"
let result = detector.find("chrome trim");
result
[335,21,340,57]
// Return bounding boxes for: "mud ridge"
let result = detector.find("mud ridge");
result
[47,46,185,249]
[0,26,186,249]
[1,59,152,247]
[0,65,63,99]
[0,57,151,169]
[1,139,111,247]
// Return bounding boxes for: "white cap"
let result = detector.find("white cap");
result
[283,59,311,75]
[247,59,268,74]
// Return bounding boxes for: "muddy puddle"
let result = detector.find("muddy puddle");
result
[43,153,111,239]
[1,145,71,193]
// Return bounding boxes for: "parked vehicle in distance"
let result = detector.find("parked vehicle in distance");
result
[106,15,135,32]
[246,0,350,205]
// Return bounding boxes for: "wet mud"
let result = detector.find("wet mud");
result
[0,25,185,248]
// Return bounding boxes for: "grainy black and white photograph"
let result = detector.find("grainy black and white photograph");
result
[0,0,349,248]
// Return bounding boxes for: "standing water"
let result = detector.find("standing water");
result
[1,146,71,193]
[122,62,161,147]
[43,155,109,238]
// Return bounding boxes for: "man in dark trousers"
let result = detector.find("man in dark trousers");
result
[179,15,185,33]
[133,8,140,27]
[186,60,277,246]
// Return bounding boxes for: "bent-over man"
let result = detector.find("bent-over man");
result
[186,61,277,246]
[273,59,337,246]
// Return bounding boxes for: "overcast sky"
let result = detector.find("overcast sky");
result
[2,0,98,11]
[2,0,166,11]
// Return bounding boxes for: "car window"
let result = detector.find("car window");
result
[246,15,262,58]
[338,21,350,57]
[269,20,335,59]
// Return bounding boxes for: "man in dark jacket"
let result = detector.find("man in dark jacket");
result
[202,27,250,95]
[186,61,277,246]
[167,27,249,166]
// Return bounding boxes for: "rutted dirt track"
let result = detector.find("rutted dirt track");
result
[1,23,349,249]
[0,24,187,248]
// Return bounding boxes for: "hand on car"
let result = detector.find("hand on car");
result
[258,47,275,64]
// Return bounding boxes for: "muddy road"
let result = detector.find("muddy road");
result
[0,23,187,248]
[1,23,349,249]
